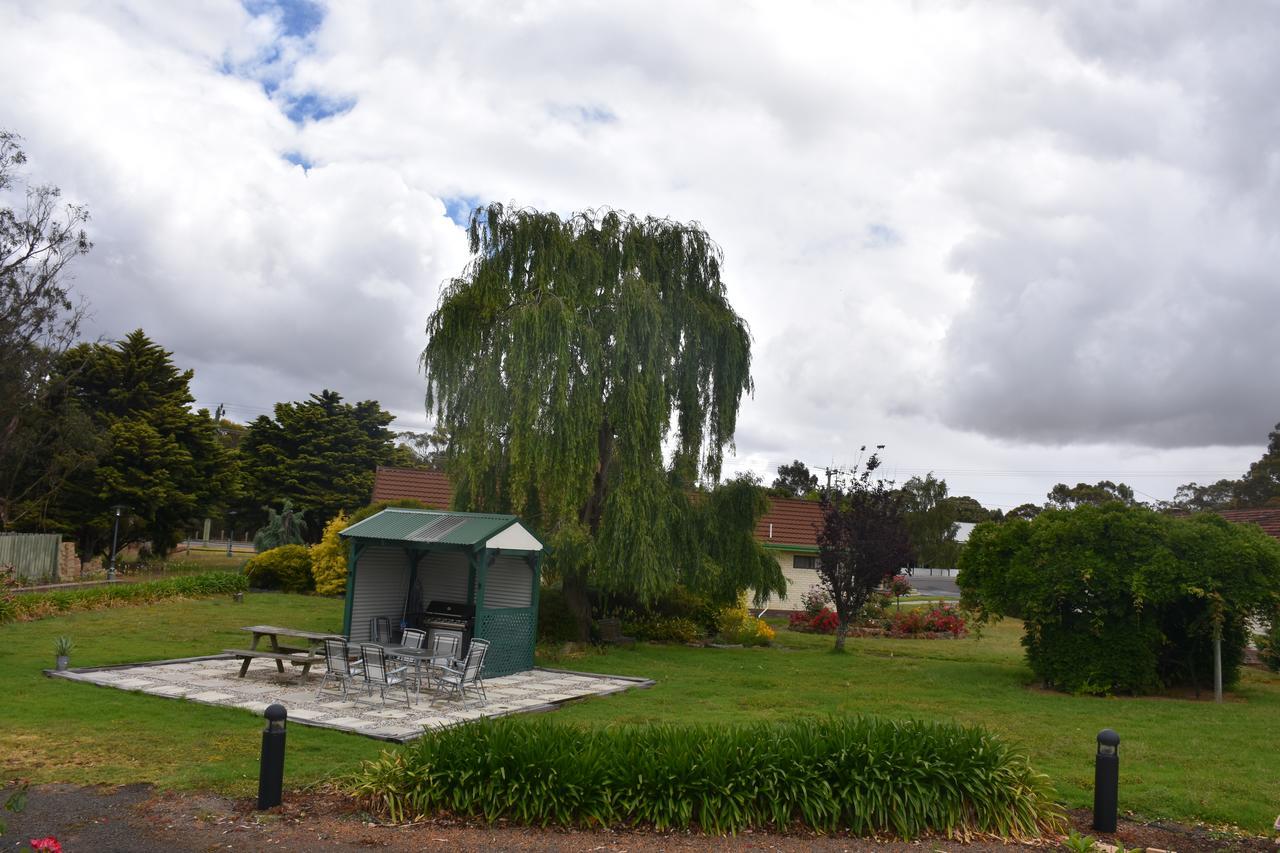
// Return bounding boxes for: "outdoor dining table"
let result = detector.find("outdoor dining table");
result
[378,645,456,701]
[225,625,337,679]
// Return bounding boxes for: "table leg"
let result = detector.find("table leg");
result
[238,656,251,678]
[268,634,285,673]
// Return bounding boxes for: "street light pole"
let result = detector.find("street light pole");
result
[108,505,124,581]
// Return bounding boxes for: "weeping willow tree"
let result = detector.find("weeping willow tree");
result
[422,204,784,635]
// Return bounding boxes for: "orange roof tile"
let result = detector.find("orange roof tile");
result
[371,466,453,509]
[1210,508,1280,541]
[756,497,824,548]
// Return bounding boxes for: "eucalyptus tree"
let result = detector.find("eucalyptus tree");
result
[422,204,780,634]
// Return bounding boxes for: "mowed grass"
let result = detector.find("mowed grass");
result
[4,593,1279,831]
[0,592,386,792]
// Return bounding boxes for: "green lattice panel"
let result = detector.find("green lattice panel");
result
[476,607,535,677]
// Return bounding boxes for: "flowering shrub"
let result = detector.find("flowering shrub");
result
[886,574,913,599]
[885,604,967,637]
[622,615,705,644]
[789,606,839,634]
[30,837,63,852]
[799,585,830,617]
[715,605,774,646]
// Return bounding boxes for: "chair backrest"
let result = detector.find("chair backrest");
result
[462,638,489,683]
[323,637,352,675]
[429,629,463,662]
[369,616,391,644]
[360,643,390,684]
[401,628,426,649]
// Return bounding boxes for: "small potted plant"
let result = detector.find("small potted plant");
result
[53,636,74,671]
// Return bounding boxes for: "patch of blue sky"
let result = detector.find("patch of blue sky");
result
[282,151,313,171]
[242,0,324,38]
[444,196,485,227]
[283,93,356,124]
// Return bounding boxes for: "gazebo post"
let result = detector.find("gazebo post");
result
[342,540,364,639]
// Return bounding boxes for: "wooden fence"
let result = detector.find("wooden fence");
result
[0,532,63,584]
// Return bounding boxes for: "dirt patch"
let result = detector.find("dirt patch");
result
[2,783,1275,852]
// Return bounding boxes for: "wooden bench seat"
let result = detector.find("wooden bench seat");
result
[223,648,321,680]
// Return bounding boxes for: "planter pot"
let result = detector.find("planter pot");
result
[55,655,69,671]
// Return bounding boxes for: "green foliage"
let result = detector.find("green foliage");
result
[53,635,73,656]
[713,602,774,645]
[770,459,818,498]
[817,454,914,650]
[0,130,96,532]
[310,511,349,596]
[901,473,960,569]
[621,614,704,643]
[237,390,411,537]
[1173,422,1280,510]
[46,330,233,557]
[1,571,247,624]
[1046,480,1138,509]
[421,204,767,634]
[347,717,1063,838]
[536,587,579,644]
[252,500,307,551]
[244,544,313,593]
[1061,830,1098,852]
[958,503,1280,694]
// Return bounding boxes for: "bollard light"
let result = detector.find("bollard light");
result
[1092,728,1120,833]
[257,704,287,810]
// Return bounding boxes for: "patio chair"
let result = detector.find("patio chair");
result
[358,642,412,708]
[368,616,392,645]
[393,628,428,694]
[315,637,365,700]
[423,629,463,690]
[433,638,489,704]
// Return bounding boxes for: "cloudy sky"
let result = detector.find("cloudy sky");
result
[3,0,1278,511]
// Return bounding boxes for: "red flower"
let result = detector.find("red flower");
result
[30,838,63,853]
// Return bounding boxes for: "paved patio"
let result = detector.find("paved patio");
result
[50,655,651,742]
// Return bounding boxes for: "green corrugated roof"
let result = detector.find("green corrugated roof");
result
[339,508,519,546]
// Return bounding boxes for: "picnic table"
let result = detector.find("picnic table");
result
[223,625,336,680]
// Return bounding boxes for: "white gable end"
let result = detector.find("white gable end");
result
[485,523,542,551]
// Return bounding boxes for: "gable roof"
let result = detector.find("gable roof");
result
[340,507,543,550]
[756,497,824,549]
[1207,508,1280,541]
[372,466,452,508]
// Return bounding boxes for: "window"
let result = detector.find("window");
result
[793,555,819,570]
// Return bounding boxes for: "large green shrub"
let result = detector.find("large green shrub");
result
[244,544,314,593]
[959,503,1280,694]
[536,586,578,643]
[348,717,1062,838]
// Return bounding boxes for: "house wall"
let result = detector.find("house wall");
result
[755,548,822,613]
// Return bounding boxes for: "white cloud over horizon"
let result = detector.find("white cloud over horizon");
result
[2,0,1277,510]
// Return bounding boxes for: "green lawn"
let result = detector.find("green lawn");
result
[4,593,1279,832]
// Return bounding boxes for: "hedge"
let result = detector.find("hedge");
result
[0,571,248,624]
[348,717,1063,839]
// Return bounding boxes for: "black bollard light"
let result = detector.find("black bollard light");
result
[1092,728,1120,833]
[257,704,287,810]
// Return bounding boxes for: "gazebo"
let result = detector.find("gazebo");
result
[339,508,545,677]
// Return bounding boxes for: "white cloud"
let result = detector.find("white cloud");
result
[1,0,1274,507]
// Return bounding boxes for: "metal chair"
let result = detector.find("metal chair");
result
[358,642,412,708]
[434,638,489,704]
[394,628,428,695]
[315,637,364,700]
[368,616,392,644]
[423,629,463,690]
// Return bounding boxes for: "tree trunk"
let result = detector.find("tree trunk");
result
[562,566,593,642]
[833,619,849,652]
